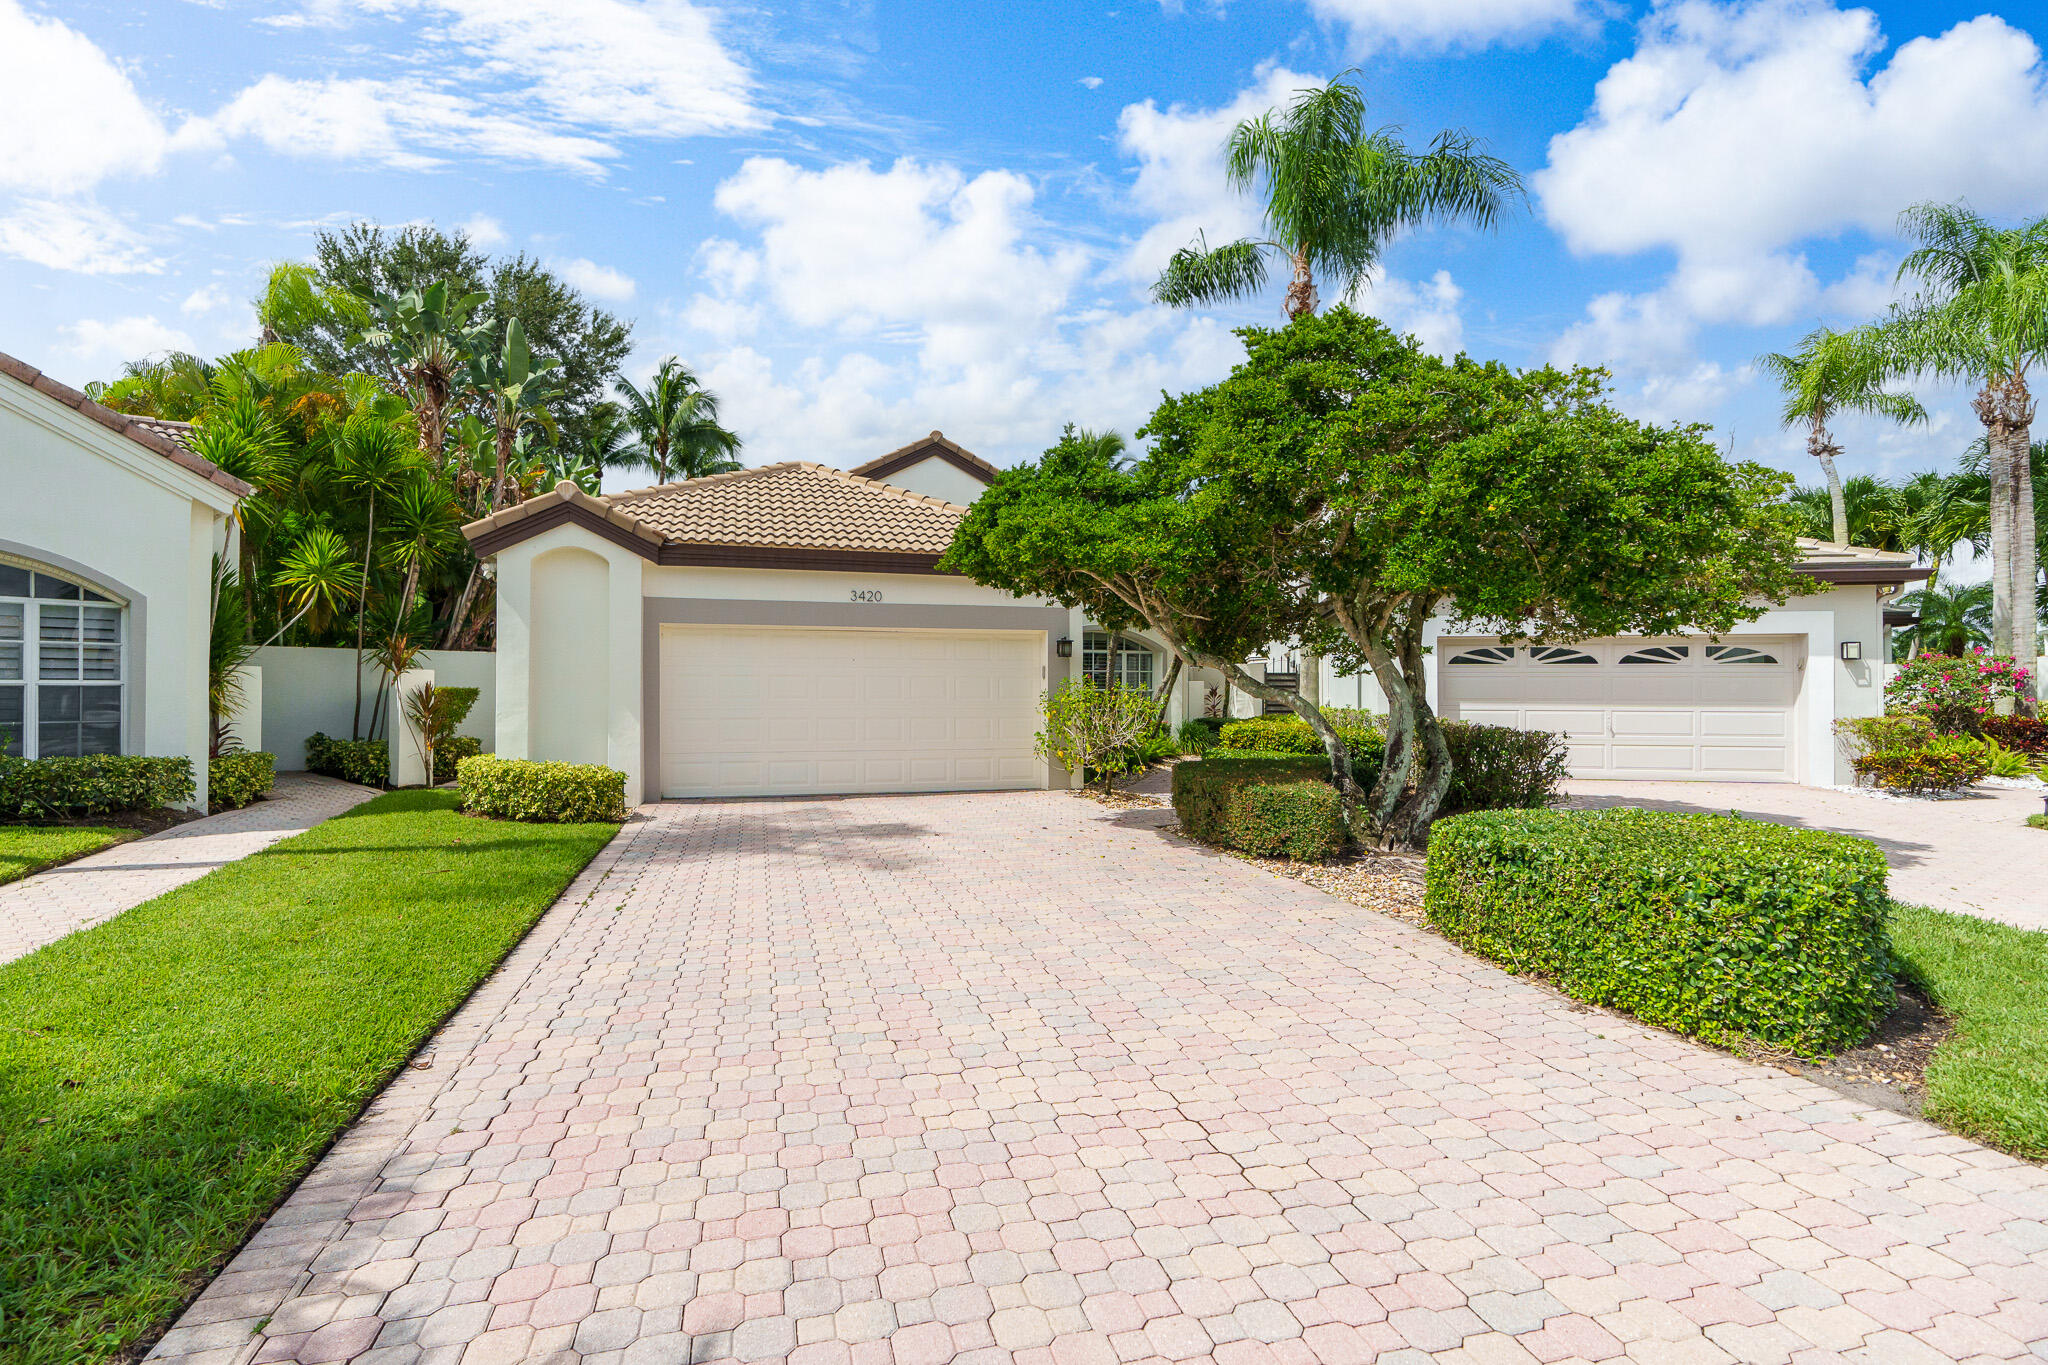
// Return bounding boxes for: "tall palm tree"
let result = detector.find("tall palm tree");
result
[357,280,490,468]
[1757,328,1927,547]
[1784,475,1913,552]
[618,359,742,484]
[331,415,422,737]
[1894,581,1994,657]
[1151,73,1521,320]
[1882,202,2048,682]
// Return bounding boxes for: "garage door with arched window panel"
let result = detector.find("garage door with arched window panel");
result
[1437,636,1802,781]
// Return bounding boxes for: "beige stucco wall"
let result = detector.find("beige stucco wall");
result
[868,456,993,508]
[0,383,237,806]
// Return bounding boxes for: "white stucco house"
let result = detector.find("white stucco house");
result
[0,352,251,807]
[467,431,1930,804]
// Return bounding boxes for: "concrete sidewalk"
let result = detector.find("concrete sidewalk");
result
[0,771,376,966]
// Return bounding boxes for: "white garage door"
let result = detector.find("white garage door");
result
[1438,636,1803,781]
[658,624,1045,798]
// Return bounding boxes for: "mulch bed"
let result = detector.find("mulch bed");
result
[1,807,202,838]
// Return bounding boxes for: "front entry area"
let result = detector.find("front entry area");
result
[657,623,1045,797]
[1438,635,1804,781]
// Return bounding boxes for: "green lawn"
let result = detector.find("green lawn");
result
[0,827,125,886]
[1891,901,2048,1159]
[0,790,619,1364]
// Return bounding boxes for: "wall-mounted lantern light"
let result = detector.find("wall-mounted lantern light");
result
[1839,640,1862,661]
[1056,636,1073,658]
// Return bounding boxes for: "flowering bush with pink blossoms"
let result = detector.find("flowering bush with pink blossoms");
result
[1885,651,2033,735]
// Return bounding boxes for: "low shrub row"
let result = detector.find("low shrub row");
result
[0,755,195,818]
[432,734,483,786]
[208,751,277,810]
[1982,714,2048,755]
[305,733,388,787]
[1427,807,1895,1056]
[1171,755,1342,860]
[457,754,627,824]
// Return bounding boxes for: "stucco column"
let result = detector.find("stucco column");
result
[182,501,213,809]
[492,556,530,761]
[388,668,435,787]
[608,553,645,805]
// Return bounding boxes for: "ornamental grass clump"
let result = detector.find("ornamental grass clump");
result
[1426,807,1894,1056]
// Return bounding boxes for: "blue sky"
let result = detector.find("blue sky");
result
[6,0,2048,504]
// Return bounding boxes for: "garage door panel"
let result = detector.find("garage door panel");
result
[1439,635,1798,782]
[661,625,1045,797]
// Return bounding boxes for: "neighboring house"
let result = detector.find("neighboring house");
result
[469,431,1930,801]
[0,353,250,807]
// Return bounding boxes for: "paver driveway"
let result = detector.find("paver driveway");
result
[1566,781,2048,933]
[154,792,2048,1365]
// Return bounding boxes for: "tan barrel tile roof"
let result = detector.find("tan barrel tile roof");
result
[849,430,1001,485]
[0,350,251,499]
[607,462,965,553]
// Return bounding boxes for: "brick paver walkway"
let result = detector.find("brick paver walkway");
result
[0,771,375,966]
[152,792,2048,1365]
[1567,780,2048,933]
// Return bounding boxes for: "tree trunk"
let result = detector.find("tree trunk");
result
[441,563,483,649]
[1299,648,1321,707]
[1975,377,2037,700]
[1284,250,1317,321]
[1154,653,1184,716]
[451,576,496,651]
[351,491,376,740]
[1355,623,1453,850]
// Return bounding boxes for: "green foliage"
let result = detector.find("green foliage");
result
[1171,757,1344,858]
[1175,718,1224,755]
[1834,713,1936,756]
[208,752,276,810]
[0,828,123,887]
[1982,714,2048,754]
[1981,737,2034,778]
[0,790,615,1362]
[432,735,483,786]
[1890,901,2048,1158]
[1441,721,1569,814]
[1885,652,2033,734]
[2028,814,2048,831]
[1217,716,1370,754]
[0,756,195,818]
[1852,737,1992,793]
[305,732,389,787]
[1426,808,1895,1056]
[457,754,627,823]
[1037,677,1162,793]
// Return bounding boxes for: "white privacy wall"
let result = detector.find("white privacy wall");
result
[248,646,495,769]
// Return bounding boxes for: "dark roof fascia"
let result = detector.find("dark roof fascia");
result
[465,498,661,561]
[1795,564,1934,585]
[855,440,997,487]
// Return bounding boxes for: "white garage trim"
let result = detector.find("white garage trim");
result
[1438,635,1806,781]
[658,624,1045,797]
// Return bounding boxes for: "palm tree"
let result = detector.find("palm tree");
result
[618,359,742,483]
[1757,328,1927,547]
[1882,202,2048,683]
[464,318,562,512]
[550,398,639,492]
[1784,475,1912,552]
[1151,73,1521,321]
[86,352,215,419]
[1895,581,1994,657]
[1897,468,1989,590]
[357,279,490,468]
[272,527,363,641]
[331,414,422,737]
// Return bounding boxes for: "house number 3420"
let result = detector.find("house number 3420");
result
[850,589,883,602]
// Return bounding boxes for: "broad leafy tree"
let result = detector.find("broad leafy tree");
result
[950,311,1804,847]
[1881,202,2047,684]
[1152,73,1520,320]
[1758,327,1926,547]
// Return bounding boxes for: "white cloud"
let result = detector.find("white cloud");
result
[1538,2,2048,263]
[1305,0,1600,51]
[201,75,617,175]
[1115,65,1320,282]
[556,257,637,303]
[1079,76,1105,89]
[1363,268,1466,356]
[459,214,508,248]
[0,0,169,194]
[0,200,161,274]
[181,284,230,314]
[60,316,195,372]
[705,157,1091,368]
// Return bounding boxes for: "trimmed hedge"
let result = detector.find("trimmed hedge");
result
[305,732,388,787]
[1426,807,1894,1055]
[209,751,276,809]
[1441,721,1569,814]
[1172,756,1344,859]
[0,755,195,818]
[1216,716,1377,757]
[432,735,483,786]
[457,754,627,824]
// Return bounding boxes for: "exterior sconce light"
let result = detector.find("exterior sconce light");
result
[1839,640,1862,661]
[1056,637,1073,658]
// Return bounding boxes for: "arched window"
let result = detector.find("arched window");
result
[0,559,125,759]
